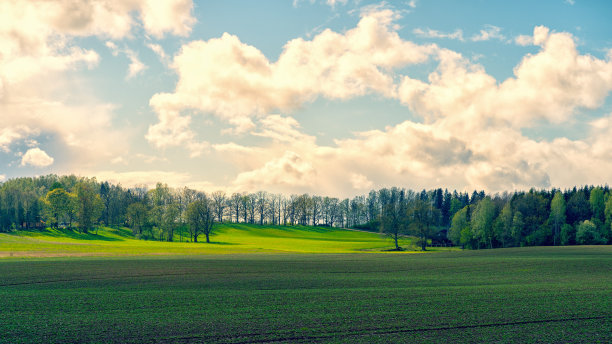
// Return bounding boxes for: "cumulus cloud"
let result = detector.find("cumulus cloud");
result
[91,170,200,190]
[0,126,34,152]
[252,115,316,145]
[350,173,374,190]
[391,25,612,191]
[0,0,195,170]
[0,174,5,182]
[233,151,317,191]
[399,26,612,128]
[146,8,437,150]
[21,148,54,167]
[145,109,209,157]
[222,25,612,196]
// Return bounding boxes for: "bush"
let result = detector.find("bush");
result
[576,220,607,245]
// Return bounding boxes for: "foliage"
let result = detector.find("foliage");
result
[406,198,440,251]
[448,206,469,246]
[549,191,566,245]
[1,174,612,247]
[75,182,104,233]
[576,220,607,245]
[186,198,215,243]
[471,197,496,249]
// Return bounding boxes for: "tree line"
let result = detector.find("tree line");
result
[0,175,610,248]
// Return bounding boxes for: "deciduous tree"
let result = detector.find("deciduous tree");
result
[186,198,215,243]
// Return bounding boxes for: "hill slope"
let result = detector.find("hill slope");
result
[0,224,423,258]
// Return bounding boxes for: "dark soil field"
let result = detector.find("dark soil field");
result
[1,246,610,343]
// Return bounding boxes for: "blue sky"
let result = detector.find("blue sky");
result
[1,0,612,197]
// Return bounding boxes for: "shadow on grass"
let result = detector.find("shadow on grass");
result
[32,228,124,241]
[104,227,134,239]
[182,241,237,245]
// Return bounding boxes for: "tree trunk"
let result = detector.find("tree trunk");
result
[394,232,399,250]
[206,232,210,243]
[193,234,198,243]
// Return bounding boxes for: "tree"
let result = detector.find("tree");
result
[44,188,72,228]
[494,202,513,248]
[448,206,469,246]
[549,191,566,246]
[256,191,267,225]
[511,211,525,246]
[604,193,612,244]
[589,187,605,223]
[576,220,606,245]
[186,198,215,243]
[230,193,242,223]
[566,191,591,225]
[407,198,440,251]
[512,192,548,245]
[127,202,149,236]
[212,191,227,223]
[162,203,180,241]
[471,197,496,249]
[75,182,103,233]
[560,223,575,245]
[379,197,406,250]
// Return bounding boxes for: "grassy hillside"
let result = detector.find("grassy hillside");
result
[0,223,427,258]
[0,246,609,343]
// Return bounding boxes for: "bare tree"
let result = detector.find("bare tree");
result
[186,196,215,243]
[212,191,227,223]
[256,191,267,225]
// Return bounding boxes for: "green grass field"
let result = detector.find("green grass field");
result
[0,226,610,343]
[0,247,610,343]
[0,224,422,258]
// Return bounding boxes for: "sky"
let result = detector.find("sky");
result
[1,0,612,198]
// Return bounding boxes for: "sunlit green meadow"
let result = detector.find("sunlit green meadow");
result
[0,224,427,258]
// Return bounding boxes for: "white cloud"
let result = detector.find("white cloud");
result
[0,0,195,171]
[21,148,54,167]
[126,50,147,79]
[514,34,533,46]
[0,126,34,152]
[326,0,348,8]
[0,174,5,182]
[233,151,317,191]
[413,28,464,41]
[221,25,612,196]
[145,109,209,157]
[252,114,316,144]
[399,26,612,127]
[350,173,374,190]
[91,170,214,192]
[146,8,437,149]
[139,0,195,38]
[106,42,147,79]
[471,25,505,42]
[147,43,168,63]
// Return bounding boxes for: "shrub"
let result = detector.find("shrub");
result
[576,220,606,245]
